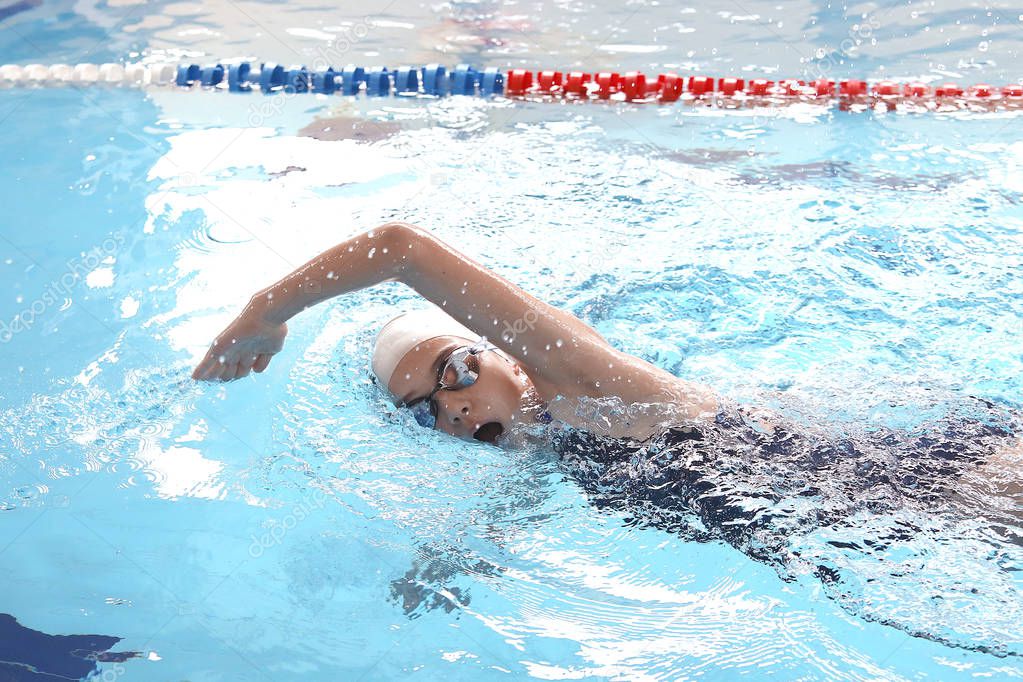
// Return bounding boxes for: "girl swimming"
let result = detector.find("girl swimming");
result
[193,221,1021,650]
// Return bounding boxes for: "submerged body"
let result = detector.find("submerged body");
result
[554,398,1020,553]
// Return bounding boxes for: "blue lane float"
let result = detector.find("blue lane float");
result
[341,65,365,95]
[259,62,285,92]
[365,67,391,96]
[175,63,200,87]
[228,62,251,91]
[480,67,504,95]
[450,63,478,95]
[284,66,309,93]
[312,67,338,94]
[200,64,223,87]
[394,66,418,94]
[421,63,447,96]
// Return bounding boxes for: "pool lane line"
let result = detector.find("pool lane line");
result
[2,62,1022,111]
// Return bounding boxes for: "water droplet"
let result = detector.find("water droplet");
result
[978,40,989,51]
[404,373,411,380]
[326,271,335,279]
[382,247,388,254]
[555,339,564,348]
[368,248,376,259]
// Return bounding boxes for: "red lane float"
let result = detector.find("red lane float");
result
[564,71,589,96]
[537,70,562,93]
[657,73,683,102]
[498,68,1021,109]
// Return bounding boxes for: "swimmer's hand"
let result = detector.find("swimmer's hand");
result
[191,302,288,381]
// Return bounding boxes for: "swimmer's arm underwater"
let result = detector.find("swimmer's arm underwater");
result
[192,222,716,419]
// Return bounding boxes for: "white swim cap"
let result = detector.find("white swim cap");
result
[372,307,476,390]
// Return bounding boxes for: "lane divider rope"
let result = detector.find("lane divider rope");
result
[2,61,1021,110]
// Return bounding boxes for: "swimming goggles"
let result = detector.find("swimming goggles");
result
[405,337,497,429]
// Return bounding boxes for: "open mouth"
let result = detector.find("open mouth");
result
[473,421,504,443]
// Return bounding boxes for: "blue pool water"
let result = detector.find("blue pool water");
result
[2,2,1023,680]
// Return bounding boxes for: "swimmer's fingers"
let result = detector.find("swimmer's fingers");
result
[193,351,267,382]
[219,361,241,382]
[193,347,235,381]
[253,353,273,373]
[192,351,224,381]
[233,354,259,381]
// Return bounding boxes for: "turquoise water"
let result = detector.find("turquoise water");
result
[2,2,1023,681]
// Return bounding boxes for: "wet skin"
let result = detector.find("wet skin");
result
[388,335,541,442]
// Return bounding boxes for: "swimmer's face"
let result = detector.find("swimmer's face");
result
[387,335,537,443]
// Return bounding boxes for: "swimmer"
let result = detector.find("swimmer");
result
[193,221,1021,651]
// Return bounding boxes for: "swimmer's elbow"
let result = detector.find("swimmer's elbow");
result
[368,222,433,281]
[376,221,429,245]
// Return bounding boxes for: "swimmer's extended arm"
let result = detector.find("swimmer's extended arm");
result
[192,222,714,415]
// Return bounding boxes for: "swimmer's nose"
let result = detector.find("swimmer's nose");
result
[437,393,473,428]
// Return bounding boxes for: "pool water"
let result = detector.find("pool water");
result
[2,2,1023,680]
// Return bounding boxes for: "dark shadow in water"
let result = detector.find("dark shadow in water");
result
[0,0,40,22]
[298,117,402,143]
[0,613,140,681]
[389,543,506,618]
